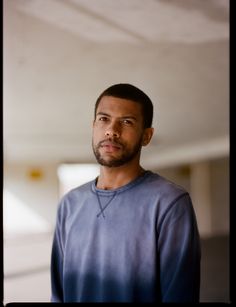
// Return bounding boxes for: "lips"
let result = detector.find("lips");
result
[99,140,123,152]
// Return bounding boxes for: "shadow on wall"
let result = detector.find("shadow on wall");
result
[200,235,230,303]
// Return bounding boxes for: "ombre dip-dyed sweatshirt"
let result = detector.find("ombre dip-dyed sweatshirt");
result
[51,171,201,303]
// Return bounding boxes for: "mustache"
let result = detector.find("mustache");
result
[98,138,124,149]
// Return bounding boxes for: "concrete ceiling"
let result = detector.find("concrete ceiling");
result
[3,0,229,169]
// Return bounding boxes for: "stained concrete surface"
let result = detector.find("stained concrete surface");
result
[200,235,230,302]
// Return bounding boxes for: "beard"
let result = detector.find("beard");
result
[92,137,143,167]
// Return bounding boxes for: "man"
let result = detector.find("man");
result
[51,83,201,303]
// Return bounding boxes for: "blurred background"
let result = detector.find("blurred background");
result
[3,0,229,303]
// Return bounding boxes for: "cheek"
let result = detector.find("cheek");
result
[92,127,103,143]
[123,130,143,145]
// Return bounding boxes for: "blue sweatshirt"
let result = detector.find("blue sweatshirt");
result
[51,171,201,302]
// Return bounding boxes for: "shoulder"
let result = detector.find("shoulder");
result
[144,171,189,200]
[57,179,94,216]
[143,171,193,217]
[66,180,94,198]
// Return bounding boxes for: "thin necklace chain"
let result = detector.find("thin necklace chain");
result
[95,191,117,218]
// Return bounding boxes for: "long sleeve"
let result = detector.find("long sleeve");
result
[50,173,201,302]
[157,193,201,302]
[50,204,65,302]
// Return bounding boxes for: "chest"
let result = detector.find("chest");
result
[64,193,157,260]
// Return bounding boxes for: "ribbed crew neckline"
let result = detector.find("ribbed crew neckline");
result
[91,170,152,196]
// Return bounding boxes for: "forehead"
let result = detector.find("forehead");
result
[96,96,142,118]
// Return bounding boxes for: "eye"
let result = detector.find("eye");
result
[98,116,109,122]
[122,119,134,126]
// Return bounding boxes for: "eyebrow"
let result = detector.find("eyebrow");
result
[96,112,137,121]
[96,112,110,117]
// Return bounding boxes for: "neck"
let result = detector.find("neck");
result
[96,163,145,190]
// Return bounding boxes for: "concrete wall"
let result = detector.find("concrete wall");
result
[3,162,59,302]
[210,158,229,235]
[155,157,229,238]
[4,162,60,230]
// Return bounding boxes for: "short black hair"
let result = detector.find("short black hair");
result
[94,83,153,128]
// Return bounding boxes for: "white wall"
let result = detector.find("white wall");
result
[4,162,60,229]
[3,162,60,303]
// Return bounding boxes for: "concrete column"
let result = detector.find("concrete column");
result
[190,161,212,238]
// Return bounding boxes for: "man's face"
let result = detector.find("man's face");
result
[92,96,147,167]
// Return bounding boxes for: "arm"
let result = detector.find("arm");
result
[50,204,65,302]
[157,193,201,302]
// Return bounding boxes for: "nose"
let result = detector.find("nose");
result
[105,121,120,138]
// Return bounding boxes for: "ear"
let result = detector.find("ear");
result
[142,128,154,146]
